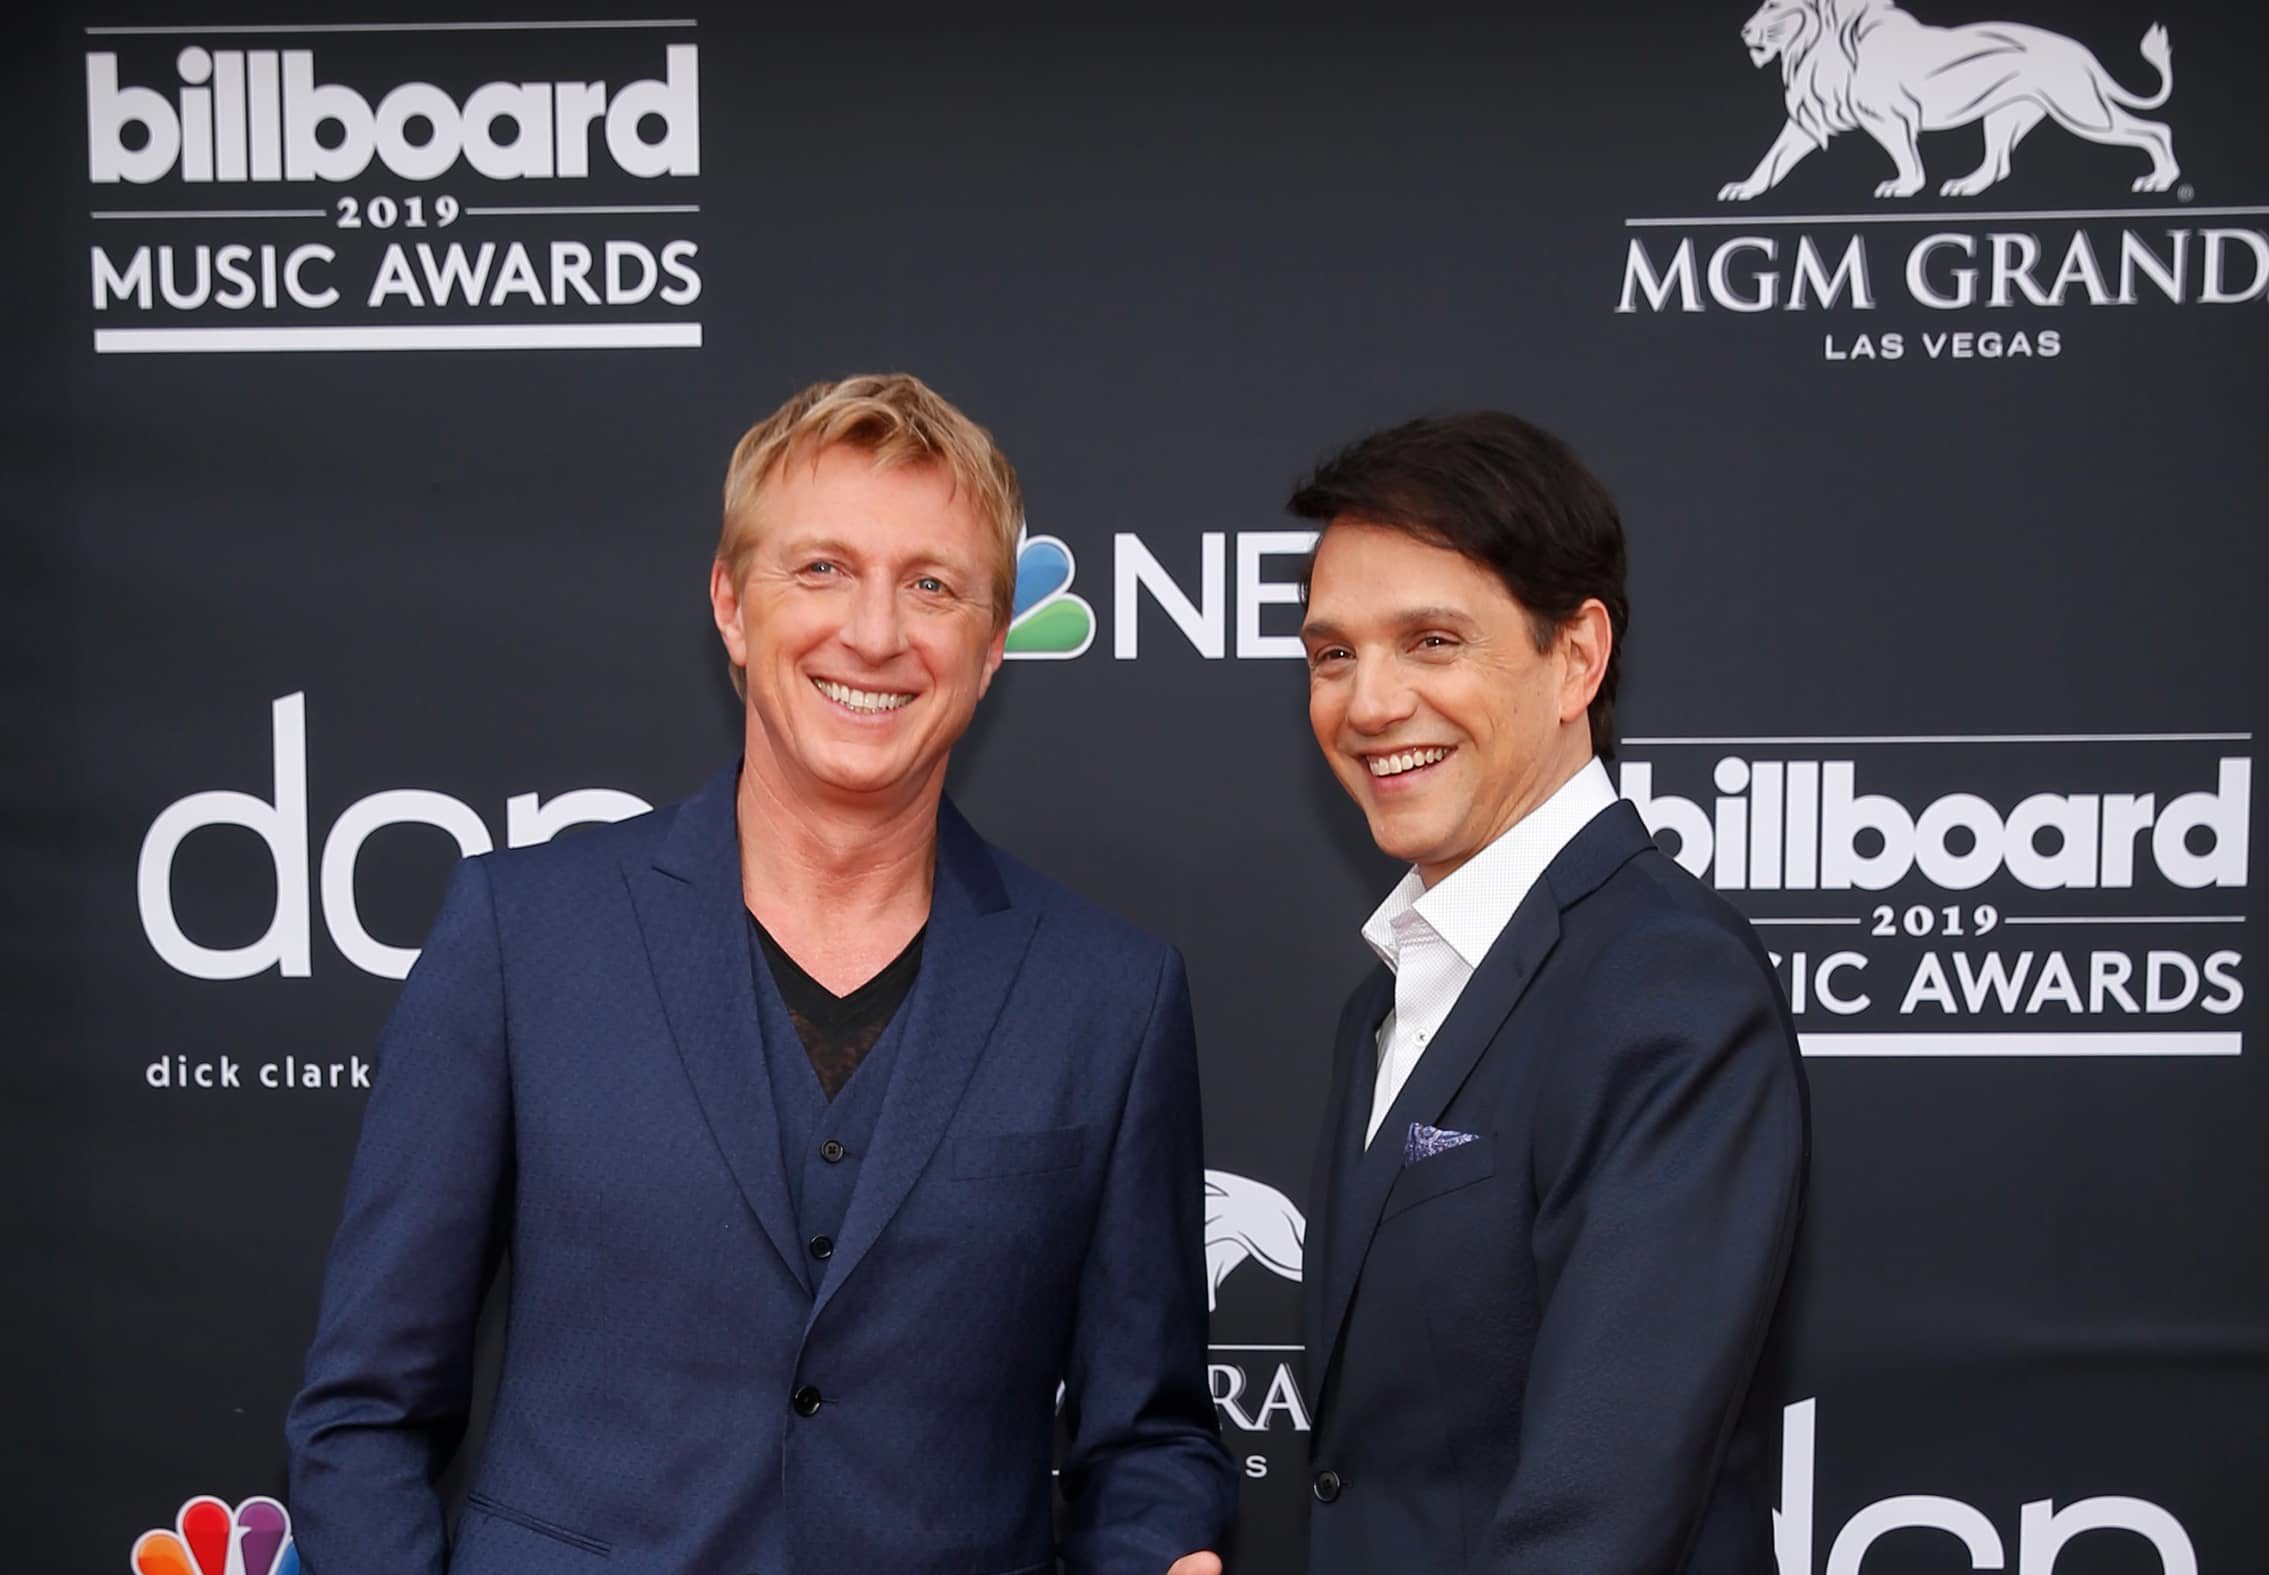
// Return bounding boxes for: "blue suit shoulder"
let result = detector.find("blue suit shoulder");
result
[1581,838,1779,966]
[983,836,1180,981]
[469,795,674,899]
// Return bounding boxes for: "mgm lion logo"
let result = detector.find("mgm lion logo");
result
[1203,1169,1304,1312]
[1720,0,2178,200]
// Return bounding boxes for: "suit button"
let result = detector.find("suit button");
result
[791,1385,822,1417]
[809,1234,834,1260]
[820,1139,846,1163]
[1312,1469,1342,1503]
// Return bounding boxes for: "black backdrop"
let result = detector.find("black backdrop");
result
[14,1,2264,1570]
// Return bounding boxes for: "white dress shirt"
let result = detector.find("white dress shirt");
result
[1361,757,1620,1146]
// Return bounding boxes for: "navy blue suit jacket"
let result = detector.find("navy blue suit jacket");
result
[1303,801,1808,1574]
[286,764,1235,1575]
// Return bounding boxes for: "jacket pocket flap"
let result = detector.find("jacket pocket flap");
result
[463,1492,611,1557]
[950,1124,1090,1178]
[1383,1134,1497,1217]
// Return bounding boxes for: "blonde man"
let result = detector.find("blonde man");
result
[288,374,1235,1575]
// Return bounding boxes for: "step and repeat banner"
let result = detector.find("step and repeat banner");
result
[13,0,2264,1569]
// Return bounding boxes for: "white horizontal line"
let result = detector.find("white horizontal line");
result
[1626,205,2268,229]
[1802,1031,2240,1058]
[87,19,697,34]
[1750,917,1863,926]
[92,208,324,220]
[94,322,700,353]
[2002,914,2245,926]
[1622,733,2249,745]
[1209,1343,1304,1352]
[463,204,700,216]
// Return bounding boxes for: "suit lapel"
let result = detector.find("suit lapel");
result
[1305,966,1391,1366]
[1310,799,1660,1392]
[808,800,1037,1327]
[625,762,805,1285]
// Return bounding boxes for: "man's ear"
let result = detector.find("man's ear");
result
[709,558,748,667]
[1557,598,1612,726]
[975,620,1009,700]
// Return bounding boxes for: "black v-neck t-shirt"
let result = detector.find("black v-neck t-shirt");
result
[750,918,926,1100]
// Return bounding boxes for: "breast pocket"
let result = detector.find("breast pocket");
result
[1381,1135,1497,1218]
[949,1123,1091,1179]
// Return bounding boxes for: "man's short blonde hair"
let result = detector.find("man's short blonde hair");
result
[717,372,1023,623]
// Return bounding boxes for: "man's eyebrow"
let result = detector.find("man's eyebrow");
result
[1394,605,1481,629]
[1299,607,1480,641]
[773,537,975,574]
[774,533,857,560]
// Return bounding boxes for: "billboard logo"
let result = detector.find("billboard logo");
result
[131,1495,297,1575]
[1617,735,2249,1058]
[88,45,698,185]
[81,24,704,355]
[1619,756,2248,892]
[1203,1168,1305,1311]
[1720,3,2177,202]
[1003,532,1095,659]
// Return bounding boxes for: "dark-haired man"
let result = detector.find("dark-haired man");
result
[1291,412,1808,1574]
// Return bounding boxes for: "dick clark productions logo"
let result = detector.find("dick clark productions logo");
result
[131,1496,297,1575]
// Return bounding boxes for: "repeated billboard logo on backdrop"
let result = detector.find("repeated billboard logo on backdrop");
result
[83,18,702,354]
[1717,6,2177,202]
[131,1495,297,1575]
[1775,1399,2198,1574]
[137,691,650,1000]
[1001,527,1319,662]
[1617,2,2266,362]
[1003,531,1097,659]
[1203,1168,1305,1311]
[1618,734,2249,1057]
[1202,1169,1311,1483]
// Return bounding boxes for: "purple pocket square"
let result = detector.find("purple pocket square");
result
[1406,1122,1480,1164]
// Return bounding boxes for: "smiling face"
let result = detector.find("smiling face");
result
[1301,521,1605,886]
[710,443,1007,812]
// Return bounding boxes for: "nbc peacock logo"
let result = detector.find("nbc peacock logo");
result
[1003,530,1095,660]
[130,1496,297,1575]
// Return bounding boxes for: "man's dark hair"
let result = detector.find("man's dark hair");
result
[1288,411,1629,759]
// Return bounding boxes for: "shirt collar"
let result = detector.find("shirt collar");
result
[1359,756,1618,973]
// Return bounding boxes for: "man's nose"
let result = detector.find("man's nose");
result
[839,578,908,662]
[1344,656,1415,735]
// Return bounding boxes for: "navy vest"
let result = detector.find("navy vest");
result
[747,921,916,1296]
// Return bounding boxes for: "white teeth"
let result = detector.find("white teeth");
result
[814,678,913,713]
[1367,746,1450,778]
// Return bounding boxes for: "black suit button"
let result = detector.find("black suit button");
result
[809,1234,834,1260]
[820,1139,846,1163]
[1313,1469,1343,1503]
[791,1384,822,1417]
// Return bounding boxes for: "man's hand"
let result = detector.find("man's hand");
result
[1166,1555,1222,1575]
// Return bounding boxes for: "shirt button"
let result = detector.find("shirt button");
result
[809,1234,834,1260]
[1312,1469,1343,1503]
[820,1139,846,1163]
[791,1384,823,1417]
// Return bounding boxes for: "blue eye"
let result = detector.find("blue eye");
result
[915,576,946,594]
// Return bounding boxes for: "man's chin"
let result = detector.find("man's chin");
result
[792,745,928,801]
[1360,810,1447,868]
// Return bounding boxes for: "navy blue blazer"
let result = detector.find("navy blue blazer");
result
[286,763,1235,1575]
[1303,801,1808,1574]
